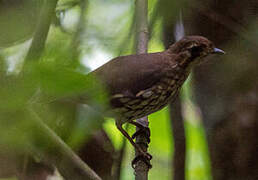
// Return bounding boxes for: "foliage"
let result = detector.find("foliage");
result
[1,0,257,179]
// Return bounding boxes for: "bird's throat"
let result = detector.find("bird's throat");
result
[174,51,194,69]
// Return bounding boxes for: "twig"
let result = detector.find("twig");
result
[162,12,186,180]
[70,0,88,59]
[134,0,150,179]
[169,99,186,180]
[28,109,102,180]
[25,0,59,61]
[23,0,101,179]
[113,124,129,180]
[21,0,58,178]
[135,0,148,55]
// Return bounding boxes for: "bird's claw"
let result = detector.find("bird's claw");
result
[131,152,152,169]
[132,126,151,143]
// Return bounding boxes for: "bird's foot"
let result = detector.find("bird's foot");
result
[116,121,152,169]
[131,125,151,143]
[132,152,152,169]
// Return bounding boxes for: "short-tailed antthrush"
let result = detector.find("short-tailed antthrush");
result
[88,36,225,166]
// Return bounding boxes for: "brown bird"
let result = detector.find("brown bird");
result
[88,35,225,166]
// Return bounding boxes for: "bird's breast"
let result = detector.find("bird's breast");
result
[112,68,189,124]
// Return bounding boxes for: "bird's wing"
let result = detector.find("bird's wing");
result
[89,52,176,108]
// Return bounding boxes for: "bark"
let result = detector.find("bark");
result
[134,0,150,180]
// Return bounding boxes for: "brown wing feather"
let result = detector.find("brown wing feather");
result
[89,52,175,96]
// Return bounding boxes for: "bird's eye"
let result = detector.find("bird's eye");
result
[189,46,203,59]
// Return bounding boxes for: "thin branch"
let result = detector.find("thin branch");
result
[162,10,186,179]
[25,0,59,61]
[113,124,128,180]
[164,12,186,180]
[169,99,186,180]
[28,109,102,180]
[22,0,102,179]
[134,0,150,179]
[21,0,58,178]
[70,0,88,59]
[135,0,148,54]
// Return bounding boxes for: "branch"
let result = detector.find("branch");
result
[113,124,128,180]
[28,109,102,180]
[70,0,88,59]
[135,0,148,54]
[134,0,150,179]
[169,99,186,180]
[162,12,186,180]
[22,0,102,179]
[25,0,59,61]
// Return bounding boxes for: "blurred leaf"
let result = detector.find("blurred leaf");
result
[35,61,108,108]
[0,0,43,47]
[0,108,35,152]
[0,72,38,110]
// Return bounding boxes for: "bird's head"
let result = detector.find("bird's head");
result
[168,35,225,67]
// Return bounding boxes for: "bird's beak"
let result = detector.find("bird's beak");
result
[213,48,225,55]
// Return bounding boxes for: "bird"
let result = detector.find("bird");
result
[86,35,225,166]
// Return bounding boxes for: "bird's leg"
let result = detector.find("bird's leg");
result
[129,120,152,168]
[130,121,151,143]
[115,121,152,168]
